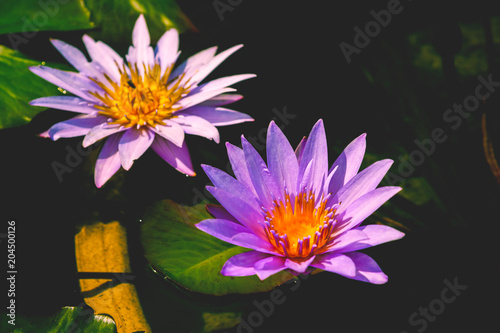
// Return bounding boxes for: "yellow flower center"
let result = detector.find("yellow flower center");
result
[90,63,190,128]
[263,191,337,258]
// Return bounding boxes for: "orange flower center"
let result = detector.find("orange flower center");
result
[90,63,190,128]
[263,190,337,258]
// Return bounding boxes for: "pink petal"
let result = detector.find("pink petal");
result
[82,35,123,82]
[118,128,154,170]
[29,66,99,101]
[284,256,316,274]
[82,123,127,147]
[151,136,195,176]
[221,250,269,277]
[30,96,98,114]
[94,132,123,188]
[176,87,236,110]
[344,252,388,284]
[310,252,356,277]
[150,120,185,147]
[190,45,244,85]
[172,115,220,143]
[199,94,243,107]
[170,46,217,82]
[155,28,179,76]
[188,74,255,95]
[48,114,106,140]
[181,106,253,126]
[254,255,287,280]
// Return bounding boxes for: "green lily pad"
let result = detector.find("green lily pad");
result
[0,306,117,333]
[0,0,94,35]
[0,45,65,129]
[140,199,295,296]
[85,0,194,44]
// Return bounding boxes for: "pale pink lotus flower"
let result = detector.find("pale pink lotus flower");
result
[30,15,254,187]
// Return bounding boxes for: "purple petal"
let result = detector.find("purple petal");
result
[30,96,98,114]
[181,106,253,126]
[189,45,244,85]
[48,114,106,140]
[226,142,257,196]
[284,256,316,274]
[196,219,279,255]
[172,115,220,143]
[118,128,154,170]
[241,136,282,205]
[202,164,260,210]
[310,252,356,277]
[321,229,369,254]
[220,250,269,277]
[188,74,255,96]
[332,159,394,214]
[254,255,287,280]
[199,94,243,107]
[206,204,238,223]
[29,66,100,101]
[297,119,328,192]
[344,252,388,284]
[150,120,185,147]
[266,121,299,191]
[127,14,154,74]
[155,28,179,76]
[50,39,94,76]
[151,136,195,176]
[94,132,123,188]
[333,186,402,236]
[294,136,307,162]
[206,186,267,239]
[170,46,217,82]
[82,123,127,147]
[337,225,405,253]
[82,35,123,82]
[176,87,236,110]
[328,133,367,196]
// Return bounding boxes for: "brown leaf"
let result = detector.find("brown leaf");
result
[481,113,500,186]
[75,221,151,333]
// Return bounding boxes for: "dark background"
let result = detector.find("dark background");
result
[2,0,500,332]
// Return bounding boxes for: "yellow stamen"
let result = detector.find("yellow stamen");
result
[90,63,190,128]
[263,190,337,258]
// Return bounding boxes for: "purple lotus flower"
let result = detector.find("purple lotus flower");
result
[196,119,404,284]
[29,15,254,187]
